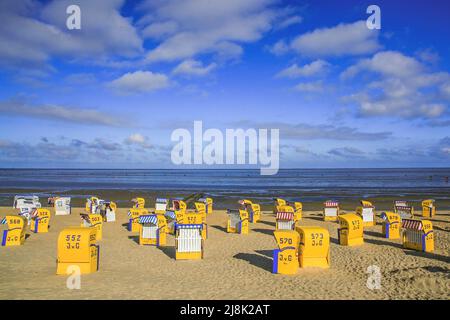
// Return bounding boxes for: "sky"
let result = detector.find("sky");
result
[0,0,449,169]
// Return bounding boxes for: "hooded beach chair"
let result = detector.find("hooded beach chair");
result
[182,211,207,239]
[14,196,41,225]
[296,226,330,268]
[30,208,51,233]
[172,198,187,212]
[193,201,207,224]
[80,213,103,241]
[127,208,148,232]
[175,224,204,260]
[287,201,302,222]
[356,200,375,227]
[226,209,249,234]
[164,210,177,234]
[54,197,71,215]
[337,213,364,246]
[239,199,261,223]
[13,195,40,209]
[275,206,295,230]
[272,230,299,275]
[138,214,167,246]
[171,198,188,225]
[56,227,99,274]
[198,197,213,215]
[1,216,26,246]
[131,197,145,209]
[155,198,168,214]
[402,219,434,252]
[421,199,435,218]
[380,211,401,239]
[323,200,339,221]
[98,200,116,222]
[394,200,414,219]
[273,198,287,214]
[85,197,100,214]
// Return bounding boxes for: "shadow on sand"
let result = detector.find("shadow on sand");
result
[252,228,274,236]
[405,250,450,264]
[159,246,176,260]
[233,252,272,272]
[211,225,227,233]
[258,220,275,227]
[127,235,139,245]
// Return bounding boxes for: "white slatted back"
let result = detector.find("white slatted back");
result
[142,224,158,239]
[404,229,422,245]
[324,207,338,217]
[276,220,294,230]
[177,228,202,252]
[361,207,374,222]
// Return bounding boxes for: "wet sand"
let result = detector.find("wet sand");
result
[0,206,449,300]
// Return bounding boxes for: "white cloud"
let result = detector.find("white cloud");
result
[141,0,281,63]
[0,0,143,70]
[0,98,125,126]
[124,133,152,149]
[328,147,365,158]
[229,120,392,141]
[275,15,302,30]
[342,51,450,118]
[294,81,324,93]
[269,39,289,55]
[273,20,380,57]
[277,60,329,78]
[109,71,169,94]
[172,59,217,76]
[141,21,178,39]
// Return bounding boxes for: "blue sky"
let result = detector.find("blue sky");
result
[0,0,449,168]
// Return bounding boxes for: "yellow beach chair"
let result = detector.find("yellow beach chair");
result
[421,199,435,218]
[155,198,168,214]
[275,206,295,230]
[323,200,339,221]
[402,219,434,252]
[272,230,299,275]
[380,211,401,239]
[182,212,207,240]
[337,213,364,246]
[56,227,99,274]
[287,201,302,222]
[30,208,51,233]
[296,226,330,268]
[226,209,249,234]
[394,200,414,219]
[356,200,375,227]
[273,198,287,214]
[138,214,167,246]
[54,197,71,215]
[127,208,148,232]
[132,197,145,209]
[1,216,26,246]
[80,213,103,241]
[239,199,261,223]
[175,224,204,260]
[198,197,213,214]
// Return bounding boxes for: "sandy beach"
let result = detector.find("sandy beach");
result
[0,206,449,300]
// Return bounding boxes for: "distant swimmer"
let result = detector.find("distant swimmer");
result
[446,176,449,183]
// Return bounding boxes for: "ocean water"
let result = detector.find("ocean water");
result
[0,168,449,208]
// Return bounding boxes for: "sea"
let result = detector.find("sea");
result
[0,168,449,208]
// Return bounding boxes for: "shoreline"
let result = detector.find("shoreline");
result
[1,187,450,210]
